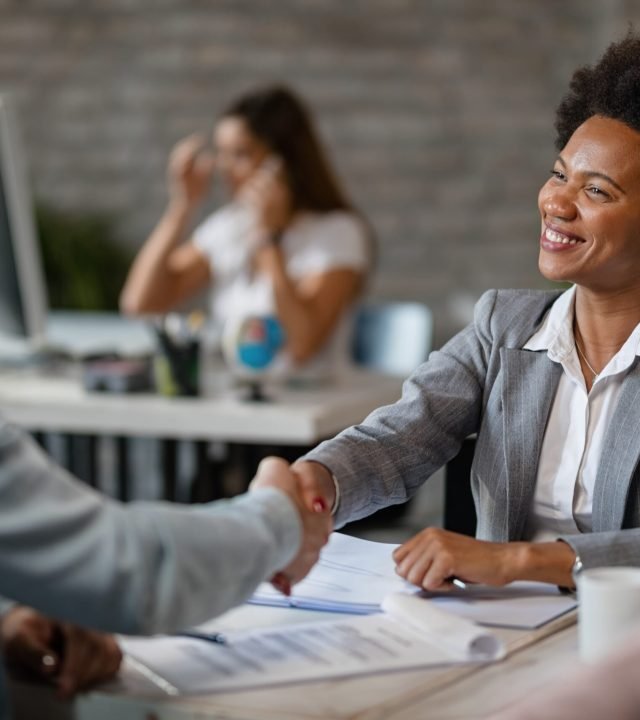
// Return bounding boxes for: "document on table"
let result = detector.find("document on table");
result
[250,532,577,629]
[120,593,505,696]
[249,532,414,613]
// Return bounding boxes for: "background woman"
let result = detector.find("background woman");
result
[121,85,372,377]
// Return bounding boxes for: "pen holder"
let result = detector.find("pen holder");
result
[153,334,200,397]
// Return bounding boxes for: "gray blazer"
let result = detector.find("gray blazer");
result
[307,289,640,569]
[0,418,300,635]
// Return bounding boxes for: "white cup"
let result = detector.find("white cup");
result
[578,566,640,663]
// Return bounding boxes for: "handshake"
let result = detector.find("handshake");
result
[250,457,336,594]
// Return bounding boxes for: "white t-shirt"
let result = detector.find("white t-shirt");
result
[192,203,369,377]
[522,286,640,542]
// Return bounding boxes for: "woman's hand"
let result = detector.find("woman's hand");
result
[393,528,524,590]
[1,606,122,699]
[239,157,292,236]
[394,529,577,590]
[167,134,216,211]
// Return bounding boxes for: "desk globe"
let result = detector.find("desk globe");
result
[222,315,285,401]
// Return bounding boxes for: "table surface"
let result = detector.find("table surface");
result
[64,604,578,720]
[0,364,403,444]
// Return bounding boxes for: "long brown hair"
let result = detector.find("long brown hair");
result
[220,85,352,213]
[220,85,375,270]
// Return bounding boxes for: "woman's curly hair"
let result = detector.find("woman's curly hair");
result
[555,31,640,149]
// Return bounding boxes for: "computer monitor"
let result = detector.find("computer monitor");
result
[0,94,154,362]
[0,93,47,348]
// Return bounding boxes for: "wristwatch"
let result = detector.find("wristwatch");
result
[571,552,584,588]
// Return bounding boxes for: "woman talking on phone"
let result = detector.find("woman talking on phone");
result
[121,86,372,377]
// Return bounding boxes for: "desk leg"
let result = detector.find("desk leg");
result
[161,439,178,502]
[115,436,130,502]
[189,441,226,503]
[85,434,98,489]
[56,435,98,489]
[32,431,46,449]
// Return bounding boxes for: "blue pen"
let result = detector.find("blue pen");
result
[174,630,227,645]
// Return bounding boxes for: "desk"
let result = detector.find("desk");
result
[0,365,402,499]
[0,366,402,445]
[51,605,576,720]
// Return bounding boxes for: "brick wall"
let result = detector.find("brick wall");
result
[0,1,637,345]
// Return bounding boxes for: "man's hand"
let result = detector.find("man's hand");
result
[1,607,122,699]
[251,457,332,591]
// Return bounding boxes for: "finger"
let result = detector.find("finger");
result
[422,556,457,591]
[3,617,61,680]
[294,467,329,512]
[311,497,327,513]
[392,539,414,564]
[251,457,294,491]
[55,625,89,699]
[395,546,431,587]
[6,633,60,679]
[194,151,216,179]
[170,134,205,174]
[76,635,122,691]
[270,572,292,596]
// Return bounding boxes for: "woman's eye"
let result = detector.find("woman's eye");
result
[586,186,610,199]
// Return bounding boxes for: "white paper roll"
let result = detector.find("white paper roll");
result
[381,592,505,661]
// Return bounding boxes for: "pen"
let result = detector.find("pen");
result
[445,577,467,590]
[173,630,227,645]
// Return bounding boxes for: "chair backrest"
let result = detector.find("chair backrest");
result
[351,301,433,377]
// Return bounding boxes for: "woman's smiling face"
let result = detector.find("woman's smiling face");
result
[538,114,640,294]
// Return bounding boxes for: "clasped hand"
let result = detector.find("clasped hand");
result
[250,457,332,593]
[252,460,528,592]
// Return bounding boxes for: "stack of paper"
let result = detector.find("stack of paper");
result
[119,533,578,696]
[250,532,413,613]
[250,533,577,629]
[120,593,506,696]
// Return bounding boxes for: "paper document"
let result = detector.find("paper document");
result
[120,592,505,695]
[250,532,413,613]
[250,532,577,628]
[422,582,577,630]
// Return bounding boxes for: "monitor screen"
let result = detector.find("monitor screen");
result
[0,93,47,345]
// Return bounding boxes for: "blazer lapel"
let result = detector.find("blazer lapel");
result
[592,362,640,532]
[501,348,563,540]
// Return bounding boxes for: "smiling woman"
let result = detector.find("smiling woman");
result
[255,30,640,593]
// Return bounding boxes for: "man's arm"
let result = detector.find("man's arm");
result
[0,419,323,635]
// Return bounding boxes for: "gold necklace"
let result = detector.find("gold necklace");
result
[574,335,599,382]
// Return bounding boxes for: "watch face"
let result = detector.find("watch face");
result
[572,556,584,582]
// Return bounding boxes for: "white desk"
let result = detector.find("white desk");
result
[0,366,402,445]
[0,365,403,499]
[13,605,572,720]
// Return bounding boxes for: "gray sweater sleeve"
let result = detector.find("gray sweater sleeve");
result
[0,418,300,635]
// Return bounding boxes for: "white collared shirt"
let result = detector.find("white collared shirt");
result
[523,286,640,542]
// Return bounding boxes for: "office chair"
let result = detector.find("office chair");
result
[351,301,433,376]
[345,301,433,530]
[351,301,477,537]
